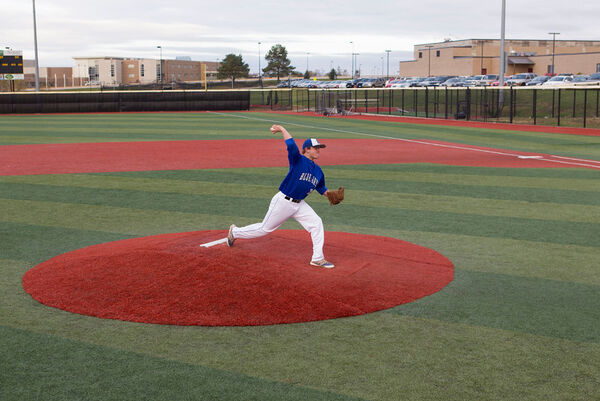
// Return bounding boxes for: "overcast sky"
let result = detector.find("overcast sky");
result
[5,0,600,76]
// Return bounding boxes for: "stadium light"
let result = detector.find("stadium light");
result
[385,50,391,79]
[32,0,40,91]
[499,0,506,87]
[306,52,310,75]
[157,46,162,84]
[258,42,262,87]
[350,41,354,78]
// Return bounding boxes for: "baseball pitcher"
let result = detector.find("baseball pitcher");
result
[226,124,344,268]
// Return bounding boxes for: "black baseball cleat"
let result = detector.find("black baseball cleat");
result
[227,224,236,247]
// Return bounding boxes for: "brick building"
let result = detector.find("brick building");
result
[23,60,73,88]
[400,39,600,77]
[72,57,218,86]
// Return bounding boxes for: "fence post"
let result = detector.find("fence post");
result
[444,87,448,119]
[532,89,537,125]
[557,88,561,126]
[414,89,417,117]
[425,87,429,118]
[572,89,577,118]
[583,89,587,128]
[389,89,392,115]
[401,89,405,116]
[509,87,513,123]
[466,88,471,120]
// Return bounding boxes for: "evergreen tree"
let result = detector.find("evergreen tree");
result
[263,44,295,82]
[217,54,249,88]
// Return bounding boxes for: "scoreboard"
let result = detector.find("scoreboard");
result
[0,50,24,80]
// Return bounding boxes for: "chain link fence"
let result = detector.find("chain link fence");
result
[249,87,600,129]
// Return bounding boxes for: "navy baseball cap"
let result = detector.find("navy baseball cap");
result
[303,138,326,149]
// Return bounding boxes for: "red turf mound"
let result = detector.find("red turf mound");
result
[22,230,454,326]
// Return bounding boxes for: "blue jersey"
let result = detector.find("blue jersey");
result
[279,138,327,200]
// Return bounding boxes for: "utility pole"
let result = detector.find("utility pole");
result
[549,32,560,75]
[32,0,40,91]
[157,46,162,84]
[499,0,506,87]
[385,50,391,79]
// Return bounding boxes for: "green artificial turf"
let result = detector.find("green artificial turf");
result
[1,112,599,400]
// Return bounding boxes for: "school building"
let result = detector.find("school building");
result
[399,39,600,77]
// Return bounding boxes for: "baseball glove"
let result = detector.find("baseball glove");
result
[327,186,344,205]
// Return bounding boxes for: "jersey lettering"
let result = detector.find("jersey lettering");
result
[299,173,319,186]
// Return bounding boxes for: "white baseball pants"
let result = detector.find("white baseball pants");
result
[231,191,325,262]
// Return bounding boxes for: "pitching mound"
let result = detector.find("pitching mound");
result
[22,230,454,326]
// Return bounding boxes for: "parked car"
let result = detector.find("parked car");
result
[358,78,386,88]
[571,75,590,84]
[346,79,361,88]
[464,75,484,86]
[439,77,467,87]
[402,77,427,87]
[475,74,499,86]
[588,72,600,83]
[525,75,550,86]
[505,73,537,86]
[417,76,454,87]
[333,80,350,88]
[542,75,574,86]
[490,76,512,86]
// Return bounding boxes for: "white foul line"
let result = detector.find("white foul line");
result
[209,112,600,170]
[199,237,228,248]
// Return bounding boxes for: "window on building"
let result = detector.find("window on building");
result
[597,63,600,72]
[110,64,115,77]
[128,64,135,69]
[88,66,99,81]
[418,52,423,58]
[140,64,145,77]
[128,73,135,78]
[436,50,440,57]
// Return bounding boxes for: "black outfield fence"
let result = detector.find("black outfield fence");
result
[0,90,250,114]
[249,87,600,129]
[3,87,599,129]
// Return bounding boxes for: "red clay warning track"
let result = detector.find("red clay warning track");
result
[2,138,597,176]
[22,230,454,326]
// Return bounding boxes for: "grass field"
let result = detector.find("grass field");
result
[1,111,599,400]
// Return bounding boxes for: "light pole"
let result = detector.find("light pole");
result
[258,41,262,88]
[499,0,506,87]
[549,32,560,75]
[350,41,354,79]
[32,0,40,91]
[385,50,391,79]
[157,46,162,84]
[352,53,359,78]
[306,52,310,75]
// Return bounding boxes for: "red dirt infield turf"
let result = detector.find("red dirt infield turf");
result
[2,138,598,176]
[22,230,454,326]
